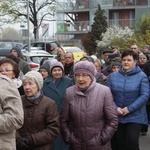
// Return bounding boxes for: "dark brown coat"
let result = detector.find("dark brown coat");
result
[16,93,60,150]
[60,82,118,150]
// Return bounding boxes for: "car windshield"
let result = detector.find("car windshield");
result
[30,56,53,64]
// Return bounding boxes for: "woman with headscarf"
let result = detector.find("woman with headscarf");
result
[16,71,60,150]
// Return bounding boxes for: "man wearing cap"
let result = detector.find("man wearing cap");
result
[10,47,31,74]
[60,61,118,150]
[101,49,113,68]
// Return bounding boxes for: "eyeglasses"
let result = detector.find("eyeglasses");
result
[0,69,14,73]
[75,74,90,78]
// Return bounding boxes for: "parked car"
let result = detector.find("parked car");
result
[21,50,54,71]
[62,46,86,61]
[0,42,24,49]
[23,41,62,55]
[0,48,11,60]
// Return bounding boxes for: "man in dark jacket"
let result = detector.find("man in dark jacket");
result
[64,52,74,79]
[10,47,31,74]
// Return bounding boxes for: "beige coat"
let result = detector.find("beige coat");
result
[0,75,24,150]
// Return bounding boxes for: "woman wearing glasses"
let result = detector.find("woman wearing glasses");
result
[60,61,118,150]
[0,58,24,95]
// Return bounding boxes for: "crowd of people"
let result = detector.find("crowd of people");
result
[0,43,150,150]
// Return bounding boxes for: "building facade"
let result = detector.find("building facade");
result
[56,0,150,46]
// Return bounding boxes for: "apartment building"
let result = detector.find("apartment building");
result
[56,0,150,46]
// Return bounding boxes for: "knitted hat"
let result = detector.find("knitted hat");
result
[10,47,22,57]
[74,61,97,80]
[39,64,50,75]
[23,71,43,90]
[111,61,121,69]
[50,61,64,73]
[143,44,149,49]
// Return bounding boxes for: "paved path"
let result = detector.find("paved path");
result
[140,127,150,150]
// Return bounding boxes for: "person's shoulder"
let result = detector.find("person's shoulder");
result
[95,82,109,89]
[66,84,75,91]
[63,76,72,81]
[0,74,13,83]
[18,58,29,66]
[42,95,57,105]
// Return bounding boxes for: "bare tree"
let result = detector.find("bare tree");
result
[0,0,55,40]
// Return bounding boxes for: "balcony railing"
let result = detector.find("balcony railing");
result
[57,21,90,32]
[109,19,136,29]
[113,0,148,6]
[56,19,136,33]
[57,1,89,11]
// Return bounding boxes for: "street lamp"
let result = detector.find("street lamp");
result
[27,0,30,52]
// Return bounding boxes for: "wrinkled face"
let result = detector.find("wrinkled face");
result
[122,55,137,71]
[0,63,15,79]
[65,53,74,65]
[51,67,63,78]
[112,65,120,72]
[139,55,147,65]
[39,69,48,79]
[23,79,38,97]
[75,73,92,89]
[10,50,19,58]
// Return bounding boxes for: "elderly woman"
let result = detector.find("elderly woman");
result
[107,50,150,150]
[0,58,24,95]
[16,71,60,150]
[39,64,50,80]
[60,61,118,150]
[42,61,72,150]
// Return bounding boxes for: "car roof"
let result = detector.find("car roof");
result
[62,46,84,52]
[31,41,58,43]
[22,50,54,57]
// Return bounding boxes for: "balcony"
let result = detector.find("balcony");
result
[56,21,90,34]
[57,1,89,11]
[113,0,148,6]
[109,19,136,29]
[56,19,135,34]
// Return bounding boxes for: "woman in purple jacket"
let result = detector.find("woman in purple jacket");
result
[60,61,118,150]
